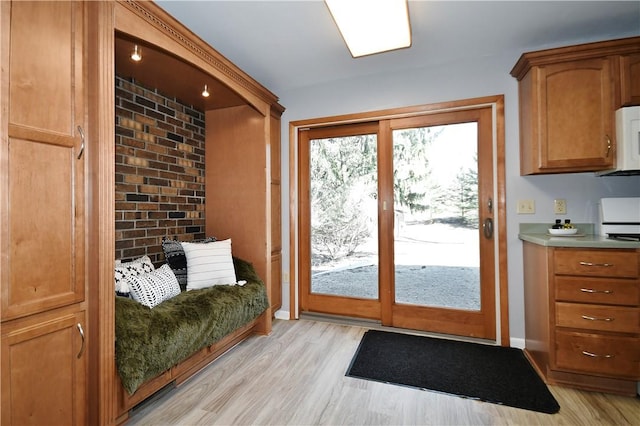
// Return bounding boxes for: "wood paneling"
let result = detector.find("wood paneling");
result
[205,105,268,278]
[114,37,245,111]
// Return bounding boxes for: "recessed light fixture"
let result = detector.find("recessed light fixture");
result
[325,0,411,58]
[202,84,210,97]
[130,45,142,62]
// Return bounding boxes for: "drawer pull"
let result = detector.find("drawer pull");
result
[582,350,614,359]
[579,288,613,294]
[579,261,613,267]
[581,314,614,322]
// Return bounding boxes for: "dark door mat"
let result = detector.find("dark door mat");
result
[346,330,560,414]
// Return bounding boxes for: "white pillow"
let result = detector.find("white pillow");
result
[182,239,237,290]
[114,255,155,295]
[128,264,181,308]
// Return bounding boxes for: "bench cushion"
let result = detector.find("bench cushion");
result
[115,258,269,394]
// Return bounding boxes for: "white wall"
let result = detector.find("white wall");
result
[277,47,640,342]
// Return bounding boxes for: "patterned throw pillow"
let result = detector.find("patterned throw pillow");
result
[114,255,155,296]
[127,264,181,308]
[162,236,216,291]
[182,239,237,290]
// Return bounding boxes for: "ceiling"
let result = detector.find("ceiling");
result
[155,1,639,97]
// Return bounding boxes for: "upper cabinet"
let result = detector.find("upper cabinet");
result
[511,37,640,175]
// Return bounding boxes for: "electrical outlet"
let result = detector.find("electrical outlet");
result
[554,199,567,215]
[517,199,535,214]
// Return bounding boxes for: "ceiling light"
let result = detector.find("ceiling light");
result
[202,84,210,97]
[130,45,142,62]
[325,0,411,58]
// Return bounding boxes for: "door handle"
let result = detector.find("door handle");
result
[483,218,493,239]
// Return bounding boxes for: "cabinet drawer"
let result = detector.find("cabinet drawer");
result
[556,302,639,333]
[555,276,640,306]
[554,249,638,278]
[555,330,639,378]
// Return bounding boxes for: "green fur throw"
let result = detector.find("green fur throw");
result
[115,257,269,395]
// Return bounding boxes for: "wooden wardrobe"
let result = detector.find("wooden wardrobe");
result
[1,1,283,424]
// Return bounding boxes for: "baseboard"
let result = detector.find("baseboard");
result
[510,337,525,349]
[298,312,528,348]
[274,310,290,320]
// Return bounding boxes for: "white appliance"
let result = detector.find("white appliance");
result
[599,197,640,240]
[598,106,640,175]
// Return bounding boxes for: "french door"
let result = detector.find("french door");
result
[298,102,500,341]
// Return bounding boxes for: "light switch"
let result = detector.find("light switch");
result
[517,199,535,214]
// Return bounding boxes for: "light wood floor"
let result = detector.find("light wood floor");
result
[127,319,640,425]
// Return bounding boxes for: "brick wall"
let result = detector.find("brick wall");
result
[115,76,206,264]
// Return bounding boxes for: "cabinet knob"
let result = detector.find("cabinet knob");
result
[605,135,611,157]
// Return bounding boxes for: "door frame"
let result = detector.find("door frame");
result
[289,96,510,345]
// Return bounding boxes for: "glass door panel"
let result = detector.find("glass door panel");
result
[309,133,379,300]
[386,107,496,340]
[392,123,480,310]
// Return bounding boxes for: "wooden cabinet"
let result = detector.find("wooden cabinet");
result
[618,52,640,107]
[523,244,640,396]
[1,309,87,426]
[1,1,88,424]
[511,37,640,175]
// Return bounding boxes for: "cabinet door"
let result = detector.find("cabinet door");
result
[537,58,615,171]
[3,0,85,320]
[1,310,87,425]
[619,53,640,107]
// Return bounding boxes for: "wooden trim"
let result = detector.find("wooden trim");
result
[289,123,298,319]
[87,2,117,424]
[290,95,506,129]
[115,1,278,111]
[378,120,393,326]
[510,36,640,80]
[494,95,510,345]
[297,128,310,314]
[546,367,639,397]
[0,0,9,327]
